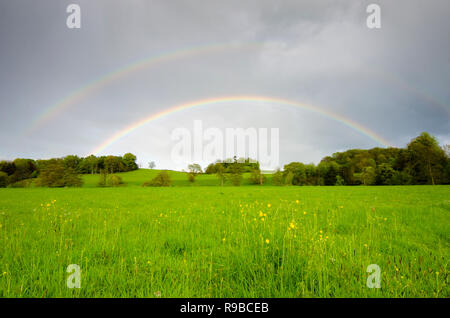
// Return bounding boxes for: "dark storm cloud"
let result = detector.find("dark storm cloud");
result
[0,0,449,168]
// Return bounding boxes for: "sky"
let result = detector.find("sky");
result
[0,0,449,170]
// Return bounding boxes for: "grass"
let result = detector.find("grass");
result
[0,171,448,297]
[81,169,265,187]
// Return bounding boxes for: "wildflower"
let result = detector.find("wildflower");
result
[303,211,307,215]
[2,272,6,276]
[435,272,440,275]
[154,291,161,297]
[289,222,295,229]
[265,239,270,244]
[267,204,271,208]
[261,218,265,222]
[222,238,226,243]
[259,211,263,217]
[384,218,387,221]
[296,200,300,204]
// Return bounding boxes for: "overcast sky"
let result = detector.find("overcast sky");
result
[0,0,449,170]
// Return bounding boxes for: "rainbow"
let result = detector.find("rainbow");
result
[25,42,263,134]
[26,42,449,136]
[90,95,394,155]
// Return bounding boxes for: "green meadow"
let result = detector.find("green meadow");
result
[0,170,448,297]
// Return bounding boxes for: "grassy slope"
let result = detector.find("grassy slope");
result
[0,185,448,297]
[81,169,268,187]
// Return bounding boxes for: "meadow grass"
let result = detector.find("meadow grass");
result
[0,175,448,297]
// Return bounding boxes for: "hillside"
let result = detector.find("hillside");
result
[81,169,272,187]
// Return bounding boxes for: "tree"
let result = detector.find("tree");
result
[407,132,446,185]
[104,156,124,174]
[0,171,8,188]
[376,163,395,185]
[188,163,203,175]
[36,161,82,187]
[98,169,107,187]
[63,155,81,171]
[10,158,36,183]
[205,163,216,174]
[249,168,266,185]
[272,169,284,186]
[284,171,294,186]
[361,166,376,185]
[229,161,243,186]
[80,155,99,174]
[215,163,226,186]
[335,175,345,186]
[122,153,138,171]
[148,161,156,169]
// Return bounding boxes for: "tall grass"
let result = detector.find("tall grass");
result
[0,185,448,297]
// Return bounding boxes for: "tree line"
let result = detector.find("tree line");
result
[0,153,138,188]
[202,132,450,186]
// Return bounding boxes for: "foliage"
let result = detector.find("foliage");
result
[249,169,266,185]
[143,171,172,187]
[35,161,83,187]
[0,171,7,188]
[187,173,195,183]
[107,174,124,187]
[272,169,284,186]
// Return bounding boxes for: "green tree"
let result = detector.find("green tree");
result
[361,166,376,185]
[188,163,203,175]
[215,163,226,186]
[249,168,266,185]
[122,153,138,171]
[272,169,284,186]
[0,171,8,187]
[36,161,82,187]
[229,162,243,186]
[407,132,446,185]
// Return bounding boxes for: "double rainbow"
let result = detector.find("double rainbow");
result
[90,95,394,155]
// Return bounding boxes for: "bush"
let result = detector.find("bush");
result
[143,171,172,187]
[107,174,124,187]
[335,175,345,186]
[187,173,195,183]
[272,169,284,186]
[0,171,8,187]
[249,169,266,185]
[8,179,32,188]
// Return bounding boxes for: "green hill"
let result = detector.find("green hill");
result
[82,169,271,187]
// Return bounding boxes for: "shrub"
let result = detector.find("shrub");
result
[107,174,124,187]
[8,179,32,188]
[143,171,172,187]
[335,175,345,186]
[249,169,266,185]
[272,169,284,186]
[187,173,195,183]
[0,171,8,188]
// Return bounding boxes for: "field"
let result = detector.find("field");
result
[0,170,448,297]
